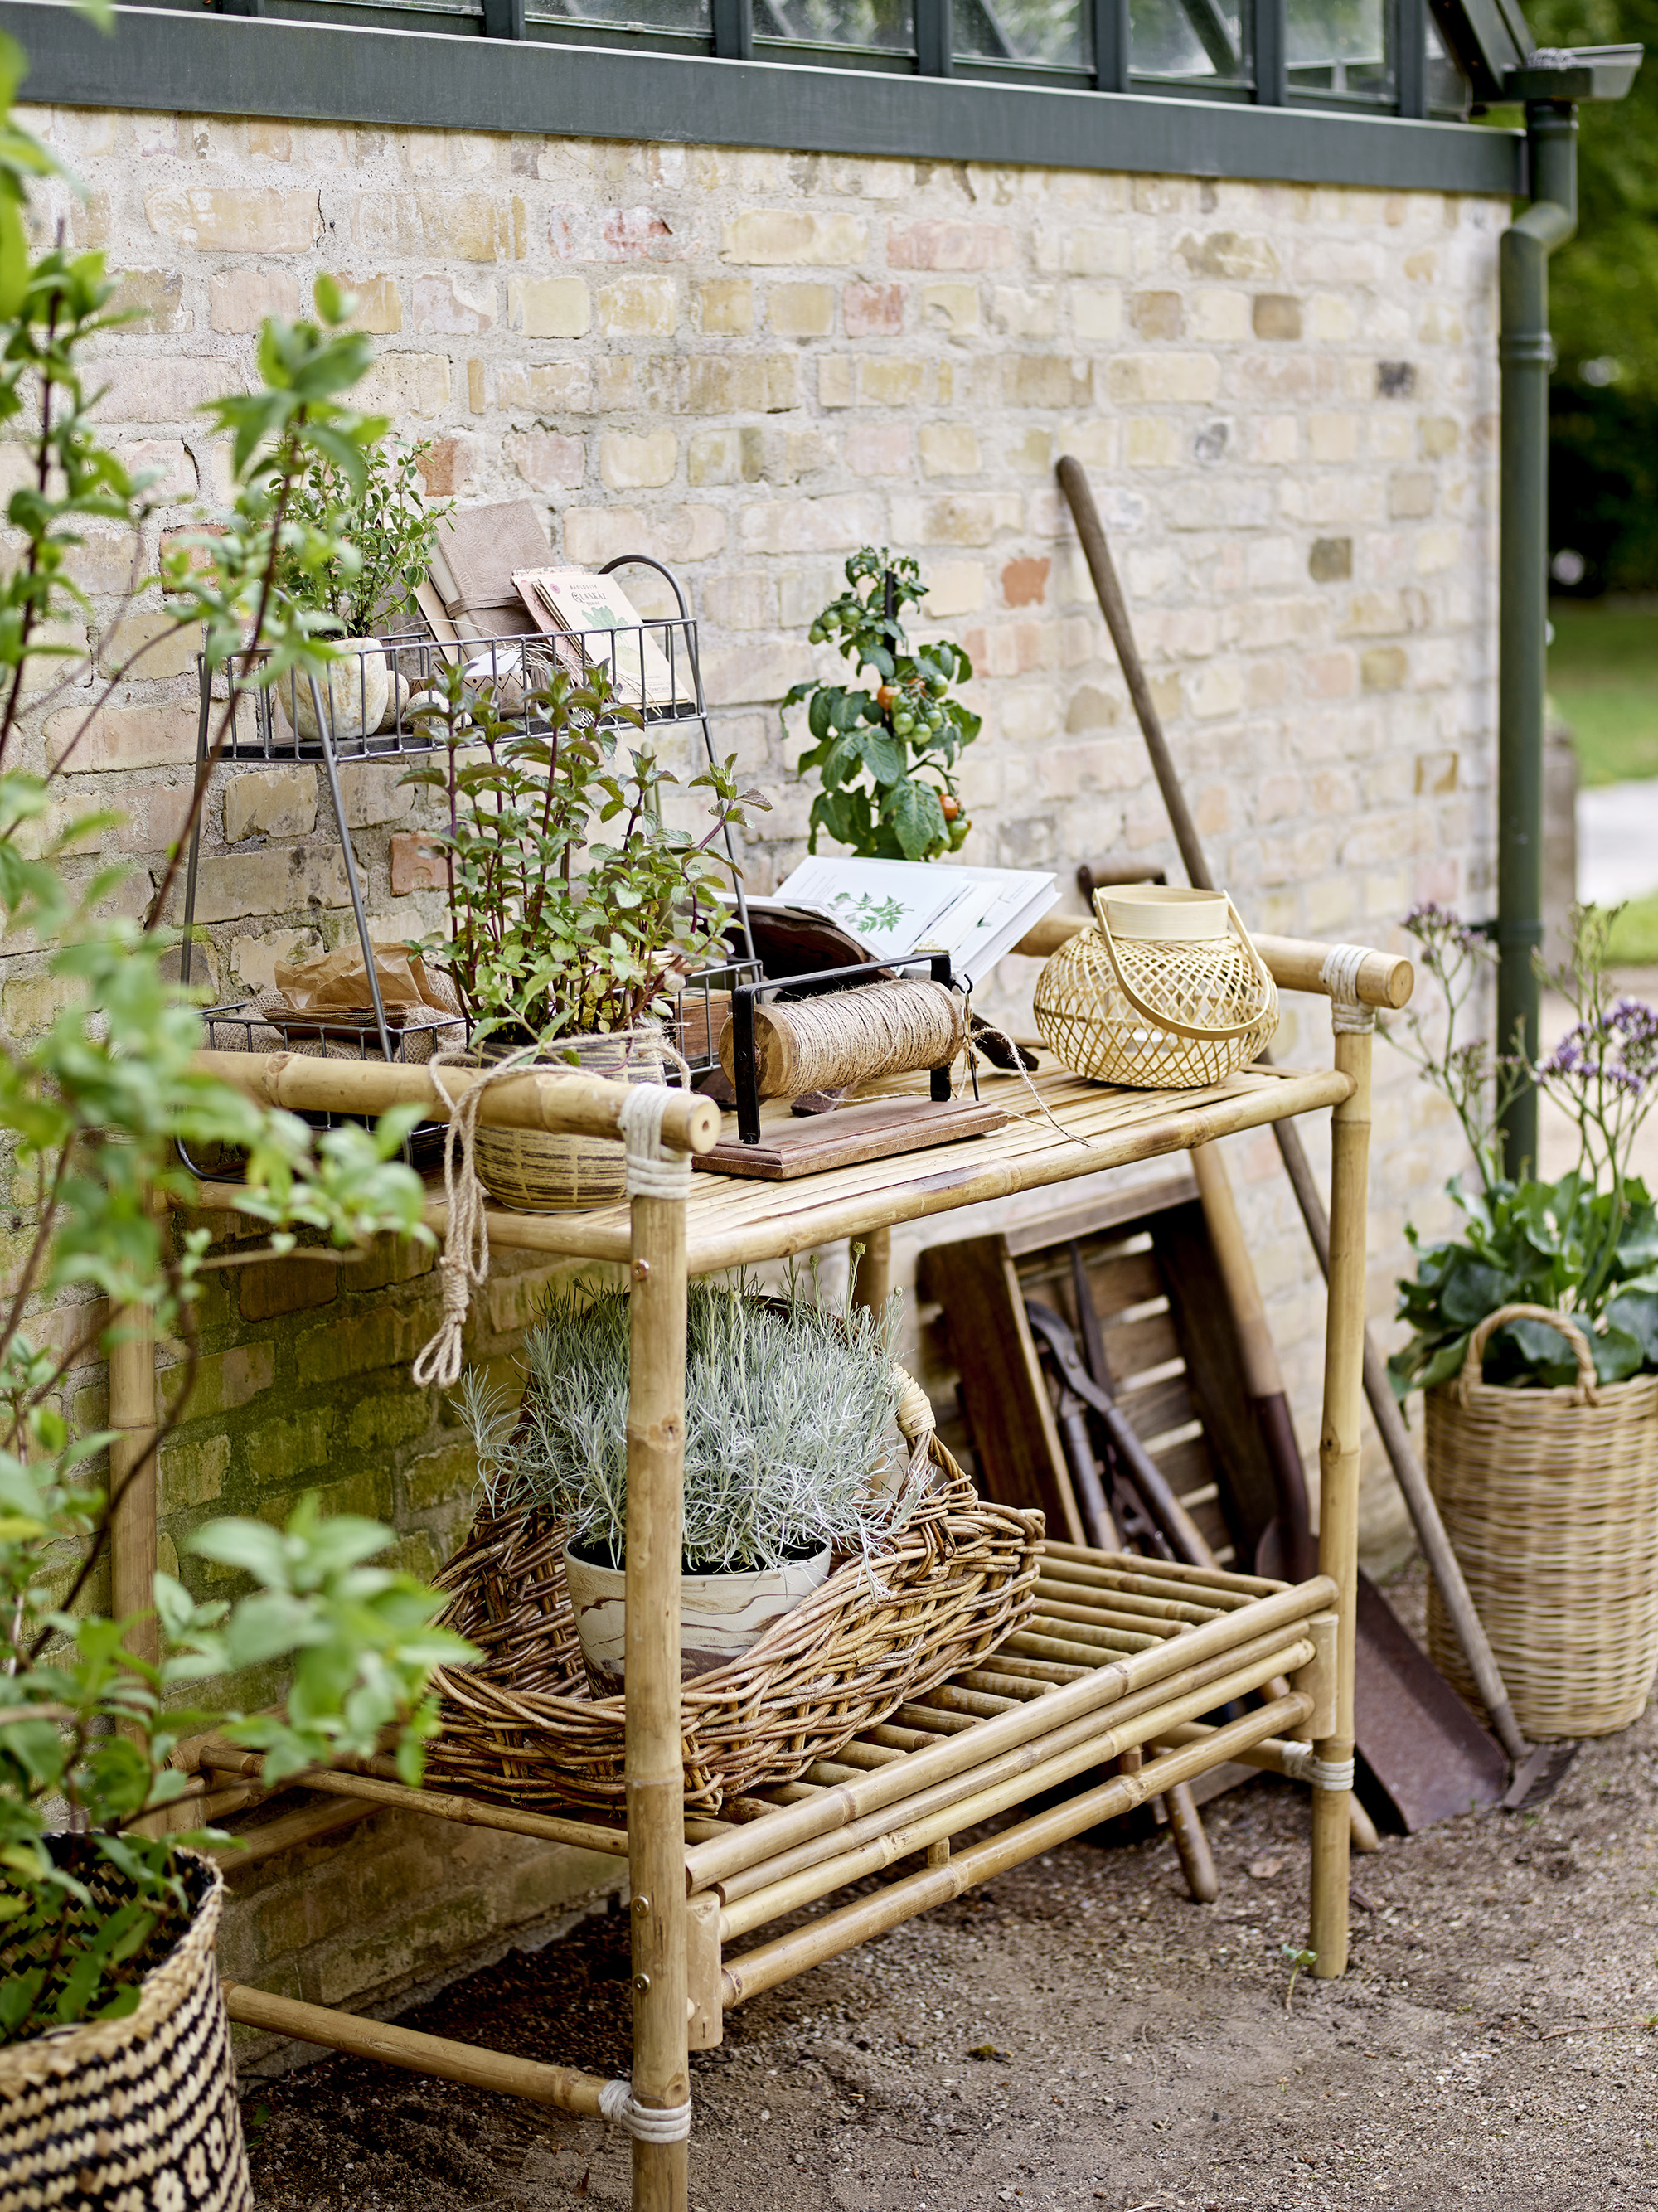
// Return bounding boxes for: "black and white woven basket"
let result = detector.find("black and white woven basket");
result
[0,1841,250,2212]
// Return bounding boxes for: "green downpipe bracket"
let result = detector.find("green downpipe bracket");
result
[1497,100,1577,1180]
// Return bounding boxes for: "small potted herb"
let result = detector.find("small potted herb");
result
[783,548,981,861]
[456,1278,918,1686]
[274,435,448,742]
[403,667,760,1211]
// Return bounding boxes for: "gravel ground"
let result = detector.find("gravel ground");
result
[244,1571,1658,2212]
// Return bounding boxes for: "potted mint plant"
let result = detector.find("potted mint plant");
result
[402,666,759,1211]
[1387,903,1658,1739]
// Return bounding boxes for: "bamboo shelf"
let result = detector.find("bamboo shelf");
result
[134,928,1400,2212]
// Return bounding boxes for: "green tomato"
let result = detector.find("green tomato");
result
[928,675,948,697]
[893,712,915,735]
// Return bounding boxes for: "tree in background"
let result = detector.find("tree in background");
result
[1523,0,1658,593]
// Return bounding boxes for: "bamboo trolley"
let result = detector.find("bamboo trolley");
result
[108,924,1405,2212]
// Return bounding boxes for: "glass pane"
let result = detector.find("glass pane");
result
[759,0,911,46]
[535,0,710,27]
[956,0,1088,68]
[1425,15,1468,113]
[1131,0,1247,81]
[1287,0,1390,96]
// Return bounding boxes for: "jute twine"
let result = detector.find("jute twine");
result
[412,1034,691,1389]
[719,978,965,1100]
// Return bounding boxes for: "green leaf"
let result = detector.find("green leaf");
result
[882,778,948,863]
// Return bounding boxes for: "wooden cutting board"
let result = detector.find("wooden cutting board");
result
[694,1095,1008,1180]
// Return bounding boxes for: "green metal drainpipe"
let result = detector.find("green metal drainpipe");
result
[1497,98,1577,1180]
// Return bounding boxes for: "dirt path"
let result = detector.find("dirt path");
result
[243,1657,1658,2210]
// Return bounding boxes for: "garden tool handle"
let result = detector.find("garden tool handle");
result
[1460,1305,1599,1406]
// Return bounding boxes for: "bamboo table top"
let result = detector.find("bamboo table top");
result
[447,1059,1352,1274]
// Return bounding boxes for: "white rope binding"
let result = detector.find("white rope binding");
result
[1318,944,1375,1036]
[599,2080,693,2142]
[1305,1754,1356,1793]
[618,1083,695,1200]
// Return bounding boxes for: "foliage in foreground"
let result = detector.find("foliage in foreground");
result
[0,38,471,2042]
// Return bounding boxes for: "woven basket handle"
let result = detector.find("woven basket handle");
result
[893,1364,935,1441]
[1460,1302,1601,1406]
[1091,890,1275,1044]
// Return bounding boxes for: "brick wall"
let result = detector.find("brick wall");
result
[13,102,1507,2022]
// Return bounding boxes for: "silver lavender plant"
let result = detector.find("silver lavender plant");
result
[453,1273,922,1574]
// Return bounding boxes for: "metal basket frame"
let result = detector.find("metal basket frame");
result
[177,555,758,1173]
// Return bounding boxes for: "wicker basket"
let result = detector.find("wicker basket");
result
[0,1841,250,2212]
[425,1426,1043,1817]
[1034,886,1278,1089]
[473,1030,665,1214]
[1426,1303,1658,1739]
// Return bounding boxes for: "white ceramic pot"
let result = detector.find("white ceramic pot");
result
[562,1539,833,1694]
[290,638,391,745]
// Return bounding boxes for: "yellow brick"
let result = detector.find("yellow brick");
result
[1361,646,1408,692]
[224,767,318,843]
[98,607,200,679]
[144,185,322,254]
[1124,417,1183,467]
[687,354,797,412]
[1004,355,1092,408]
[45,702,196,774]
[1309,293,1358,342]
[919,422,980,478]
[857,357,928,407]
[1074,287,1121,342]
[1308,413,1360,463]
[768,283,833,337]
[473,360,591,414]
[922,283,978,335]
[1105,353,1220,405]
[209,266,303,335]
[720,209,867,265]
[819,357,853,410]
[596,274,676,336]
[1189,287,1251,341]
[1418,415,1459,458]
[599,429,677,490]
[339,274,404,336]
[697,278,754,334]
[355,352,452,420]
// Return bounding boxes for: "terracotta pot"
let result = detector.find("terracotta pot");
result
[562,1538,833,1693]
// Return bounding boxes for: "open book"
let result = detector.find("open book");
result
[773,857,1059,991]
[512,567,697,712]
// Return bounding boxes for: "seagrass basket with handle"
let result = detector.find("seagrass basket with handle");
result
[424,1377,1043,1816]
[472,1028,666,1214]
[1032,885,1278,1090]
[1426,1303,1658,1739]
[0,1841,250,2212]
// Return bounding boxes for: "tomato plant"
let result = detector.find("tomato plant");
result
[783,548,982,861]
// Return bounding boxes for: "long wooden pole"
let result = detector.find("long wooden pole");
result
[222,1983,615,2112]
[1054,454,1528,1768]
[1309,1021,1370,1977]
[627,1183,691,2212]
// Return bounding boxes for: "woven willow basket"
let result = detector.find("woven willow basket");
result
[1426,1303,1658,1739]
[1034,886,1278,1089]
[473,1030,665,1214]
[425,1413,1042,1817]
[0,1842,250,2212]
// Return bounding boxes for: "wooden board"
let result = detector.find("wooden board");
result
[694,1096,1009,1181]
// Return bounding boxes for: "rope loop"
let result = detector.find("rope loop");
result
[411,1043,541,1390]
[1305,1754,1355,1793]
[618,1082,695,1201]
[598,2081,693,2142]
[1319,945,1376,1036]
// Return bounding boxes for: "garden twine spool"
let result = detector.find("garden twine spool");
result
[717,977,965,1099]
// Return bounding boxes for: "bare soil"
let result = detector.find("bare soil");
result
[244,1570,1658,2212]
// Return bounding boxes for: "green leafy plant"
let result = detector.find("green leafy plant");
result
[402,662,761,1046]
[456,1276,917,1573]
[783,548,981,861]
[0,39,471,2045]
[1387,904,1658,1394]
[274,435,448,639]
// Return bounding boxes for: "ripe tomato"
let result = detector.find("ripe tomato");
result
[875,684,898,711]
[940,794,961,821]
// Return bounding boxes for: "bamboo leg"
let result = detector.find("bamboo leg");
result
[109,1190,164,1831]
[627,1189,691,2212]
[849,1225,890,1317]
[1311,1026,1370,1978]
